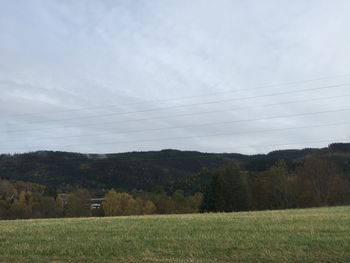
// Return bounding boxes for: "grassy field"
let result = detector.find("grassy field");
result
[0,206,349,262]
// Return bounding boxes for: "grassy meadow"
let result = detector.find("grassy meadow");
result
[0,206,349,262]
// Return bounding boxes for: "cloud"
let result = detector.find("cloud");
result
[0,0,350,154]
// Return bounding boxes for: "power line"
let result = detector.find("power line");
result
[46,118,350,148]
[4,83,349,132]
[51,119,350,141]
[4,92,350,135]
[0,94,350,142]
[11,83,350,125]
[3,73,350,120]
[3,118,350,152]
[2,107,350,145]
[1,76,349,155]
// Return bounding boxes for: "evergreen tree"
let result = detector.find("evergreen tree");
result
[201,165,251,212]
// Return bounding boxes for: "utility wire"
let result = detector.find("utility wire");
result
[3,73,350,119]
[4,83,349,132]
[3,117,350,151]
[45,117,350,148]
[1,76,349,154]
[1,107,350,144]
[0,94,350,143]
[4,92,350,135]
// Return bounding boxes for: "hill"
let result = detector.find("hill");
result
[0,143,350,194]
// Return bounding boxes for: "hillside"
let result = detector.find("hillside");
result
[1,143,349,194]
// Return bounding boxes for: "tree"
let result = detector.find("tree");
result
[201,165,251,212]
[102,190,119,216]
[147,191,174,214]
[187,192,203,213]
[9,191,32,219]
[253,160,294,210]
[102,190,138,216]
[65,189,91,217]
[0,199,9,219]
[172,190,186,213]
[30,193,57,218]
[0,180,17,201]
[171,190,203,214]
[143,200,156,214]
[55,195,65,217]
[294,158,350,207]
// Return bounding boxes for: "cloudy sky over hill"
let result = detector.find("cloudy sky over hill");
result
[1,0,350,154]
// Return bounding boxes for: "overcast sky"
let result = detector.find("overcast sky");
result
[1,0,350,155]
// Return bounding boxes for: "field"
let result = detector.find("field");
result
[0,207,349,262]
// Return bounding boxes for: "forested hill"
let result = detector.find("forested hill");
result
[1,143,349,194]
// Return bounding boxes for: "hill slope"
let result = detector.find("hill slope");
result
[1,143,349,193]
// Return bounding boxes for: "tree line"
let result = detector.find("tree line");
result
[0,182,203,219]
[1,156,350,220]
[201,157,350,212]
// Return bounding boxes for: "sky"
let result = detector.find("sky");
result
[1,0,350,154]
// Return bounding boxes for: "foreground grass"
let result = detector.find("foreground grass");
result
[0,207,349,262]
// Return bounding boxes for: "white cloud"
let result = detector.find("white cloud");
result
[0,0,350,154]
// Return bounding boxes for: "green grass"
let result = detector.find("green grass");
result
[0,206,349,262]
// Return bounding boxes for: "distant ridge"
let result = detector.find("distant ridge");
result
[1,143,349,194]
